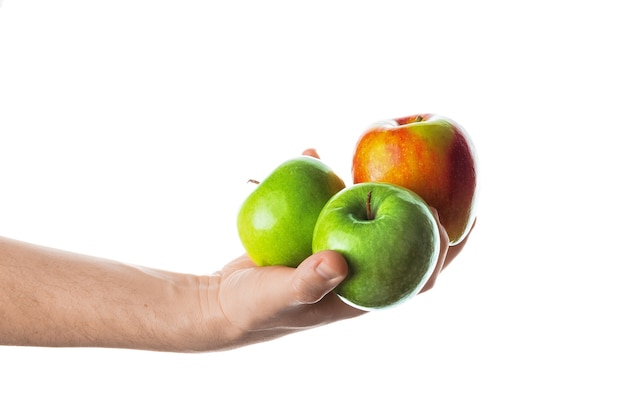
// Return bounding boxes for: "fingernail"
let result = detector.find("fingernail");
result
[316,261,342,280]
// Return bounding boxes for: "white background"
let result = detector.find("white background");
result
[1,1,625,416]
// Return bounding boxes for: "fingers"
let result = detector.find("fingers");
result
[289,250,348,304]
[419,207,450,294]
[256,250,360,329]
[419,212,476,293]
[302,148,321,159]
[282,251,364,326]
[443,217,476,269]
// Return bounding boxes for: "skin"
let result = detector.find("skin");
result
[0,149,472,352]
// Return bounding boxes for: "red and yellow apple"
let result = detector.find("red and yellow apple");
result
[352,114,478,245]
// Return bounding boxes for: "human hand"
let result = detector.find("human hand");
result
[211,225,453,350]
[206,149,473,350]
[213,250,363,348]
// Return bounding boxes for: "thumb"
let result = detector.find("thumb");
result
[218,251,352,332]
[289,250,349,305]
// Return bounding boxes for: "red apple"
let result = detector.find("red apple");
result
[352,114,478,245]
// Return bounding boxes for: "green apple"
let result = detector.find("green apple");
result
[237,156,345,267]
[312,182,440,310]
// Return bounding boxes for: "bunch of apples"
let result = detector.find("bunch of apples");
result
[237,113,478,310]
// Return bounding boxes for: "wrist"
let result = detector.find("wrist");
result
[155,272,240,352]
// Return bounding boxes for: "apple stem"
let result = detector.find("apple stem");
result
[416,115,424,122]
[366,190,373,220]
[248,179,260,184]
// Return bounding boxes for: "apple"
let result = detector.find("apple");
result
[237,156,345,267]
[312,182,440,310]
[352,114,478,245]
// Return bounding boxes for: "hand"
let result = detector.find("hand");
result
[213,250,363,348]
[206,148,474,350]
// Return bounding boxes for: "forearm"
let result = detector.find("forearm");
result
[0,236,220,352]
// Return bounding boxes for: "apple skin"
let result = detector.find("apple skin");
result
[237,156,345,268]
[312,182,440,310]
[352,114,478,245]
